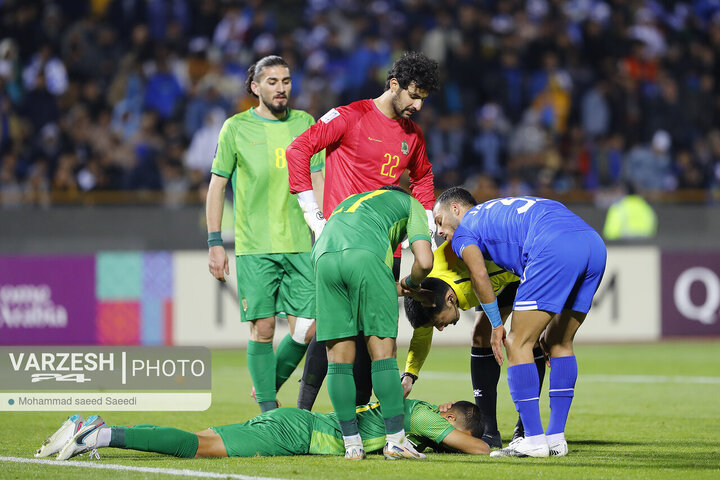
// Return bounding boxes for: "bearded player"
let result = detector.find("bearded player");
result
[286,51,440,411]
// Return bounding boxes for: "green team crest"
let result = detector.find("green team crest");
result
[401,140,409,155]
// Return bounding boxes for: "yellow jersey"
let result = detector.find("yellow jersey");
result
[405,241,519,376]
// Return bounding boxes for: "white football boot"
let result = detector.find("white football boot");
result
[57,414,106,460]
[344,444,367,460]
[35,414,85,457]
[549,439,568,457]
[383,436,426,460]
[490,435,549,458]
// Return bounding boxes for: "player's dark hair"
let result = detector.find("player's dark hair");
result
[435,187,478,209]
[384,51,440,93]
[403,277,451,329]
[449,401,485,439]
[379,184,409,194]
[245,55,289,98]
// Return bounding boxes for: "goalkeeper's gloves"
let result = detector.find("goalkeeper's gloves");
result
[297,190,326,238]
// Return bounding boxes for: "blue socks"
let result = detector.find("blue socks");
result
[507,363,544,438]
[546,356,577,436]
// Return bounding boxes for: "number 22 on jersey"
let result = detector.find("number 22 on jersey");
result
[380,153,400,177]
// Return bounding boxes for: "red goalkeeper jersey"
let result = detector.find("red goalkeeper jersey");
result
[287,99,435,218]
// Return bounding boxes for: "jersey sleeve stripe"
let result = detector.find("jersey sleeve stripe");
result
[408,233,432,244]
[210,168,232,178]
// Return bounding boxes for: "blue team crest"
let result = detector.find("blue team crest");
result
[401,140,409,155]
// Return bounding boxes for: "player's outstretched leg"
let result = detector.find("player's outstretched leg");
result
[55,418,212,460]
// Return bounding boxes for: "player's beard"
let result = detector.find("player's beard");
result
[261,93,288,115]
[391,93,415,119]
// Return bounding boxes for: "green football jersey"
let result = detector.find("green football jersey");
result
[211,108,325,255]
[308,400,455,455]
[311,189,431,268]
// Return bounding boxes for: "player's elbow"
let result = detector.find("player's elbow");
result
[415,251,434,274]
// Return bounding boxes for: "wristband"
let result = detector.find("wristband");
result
[401,372,418,384]
[481,300,502,328]
[208,231,223,248]
[404,276,420,290]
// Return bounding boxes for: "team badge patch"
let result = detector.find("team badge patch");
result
[401,140,409,155]
[242,298,248,311]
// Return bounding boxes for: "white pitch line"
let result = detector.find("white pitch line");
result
[0,456,289,480]
[420,372,720,384]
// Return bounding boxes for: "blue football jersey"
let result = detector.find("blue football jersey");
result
[451,197,593,276]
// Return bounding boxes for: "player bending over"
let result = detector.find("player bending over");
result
[433,187,607,458]
[36,400,489,461]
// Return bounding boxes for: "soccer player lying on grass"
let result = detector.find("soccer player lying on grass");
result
[36,400,490,461]
[402,240,548,449]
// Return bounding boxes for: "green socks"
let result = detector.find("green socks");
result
[247,340,277,412]
[275,334,308,390]
[110,426,198,458]
[327,362,359,436]
[372,358,405,434]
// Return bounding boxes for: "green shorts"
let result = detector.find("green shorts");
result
[314,249,398,342]
[211,408,313,457]
[235,253,315,322]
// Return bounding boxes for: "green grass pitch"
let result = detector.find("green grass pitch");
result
[2,341,719,479]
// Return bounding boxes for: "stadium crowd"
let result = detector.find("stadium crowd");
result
[1,0,720,207]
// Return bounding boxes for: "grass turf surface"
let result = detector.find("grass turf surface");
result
[2,341,719,479]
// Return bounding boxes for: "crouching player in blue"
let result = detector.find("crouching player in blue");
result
[433,187,607,458]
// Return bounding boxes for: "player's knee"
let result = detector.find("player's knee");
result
[547,342,574,358]
[505,330,535,352]
[291,317,315,344]
[250,317,275,342]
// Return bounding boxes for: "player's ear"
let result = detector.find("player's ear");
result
[389,78,399,93]
[445,290,454,308]
[444,411,456,425]
[250,81,260,97]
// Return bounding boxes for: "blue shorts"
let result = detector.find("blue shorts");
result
[514,230,607,314]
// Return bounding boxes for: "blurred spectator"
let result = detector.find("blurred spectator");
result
[626,130,676,192]
[22,43,68,97]
[143,53,183,120]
